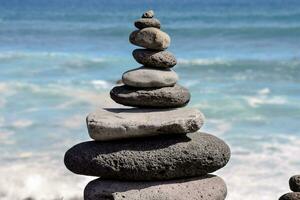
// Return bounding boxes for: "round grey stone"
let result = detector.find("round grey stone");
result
[129,28,170,50]
[279,192,300,200]
[142,10,154,18]
[84,175,227,200]
[290,175,300,192]
[122,66,178,88]
[133,49,177,68]
[110,84,190,108]
[64,132,231,181]
[87,108,204,141]
[135,18,161,29]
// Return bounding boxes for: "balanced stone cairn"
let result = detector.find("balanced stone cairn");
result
[279,175,300,200]
[64,10,231,200]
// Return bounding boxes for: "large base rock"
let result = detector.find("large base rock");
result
[86,108,204,141]
[64,132,231,181]
[84,175,227,200]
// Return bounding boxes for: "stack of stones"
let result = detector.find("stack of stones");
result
[64,10,231,200]
[279,175,300,200]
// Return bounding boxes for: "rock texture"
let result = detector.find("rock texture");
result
[135,18,161,29]
[290,175,300,192]
[64,10,230,200]
[110,84,191,108]
[129,28,170,50]
[133,49,177,68]
[84,175,227,200]
[87,108,204,141]
[142,10,154,18]
[279,192,300,200]
[64,132,231,181]
[122,66,178,88]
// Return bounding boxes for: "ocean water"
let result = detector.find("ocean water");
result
[0,0,300,199]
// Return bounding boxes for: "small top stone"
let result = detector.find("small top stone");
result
[290,175,300,192]
[142,10,154,18]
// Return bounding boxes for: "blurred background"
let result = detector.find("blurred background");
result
[0,0,300,199]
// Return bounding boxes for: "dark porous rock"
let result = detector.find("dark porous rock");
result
[84,175,227,200]
[279,192,300,200]
[64,132,231,181]
[110,84,190,108]
[135,18,161,29]
[290,175,300,192]
[133,49,177,68]
[129,27,170,50]
[122,66,178,88]
[142,10,154,18]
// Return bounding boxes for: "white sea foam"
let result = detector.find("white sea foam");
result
[0,82,15,108]
[0,133,298,200]
[11,119,33,129]
[177,58,230,66]
[0,98,6,108]
[63,56,106,68]
[244,88,287,108]
[0,130,14,142]
[0,81,117,110]
[217,134,300,200]
[52,86,118,109]
[0,83,10,93]
[0,51,109,70]
[0,160,92,200]
[258,88,271,95]
[62,114,85,129]
[0,82,40,95]
[232,74,248,80]
[0,51,57,61]
[0,130,15,145]
[0,117,4,126]
[182,80,200,87]
[17,152,33,159]
[0,52,23,61]
[205,119,232,135]
[90,80,111,89]
[246,96,287,108]
[0,76,296,200]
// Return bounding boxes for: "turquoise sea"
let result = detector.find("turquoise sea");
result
[0,0,300,199]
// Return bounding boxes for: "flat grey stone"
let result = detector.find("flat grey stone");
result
[279,192,300,200]
[110,84,191,108]
[133,49,177,68]
[129,28,170,50]
[135,18,161,29]
[84,175,227,200]
[86,108,204,141]
[64,132,231,181]
[142,10,154,18]
[290,175,300,192]
[122,66,178,88]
